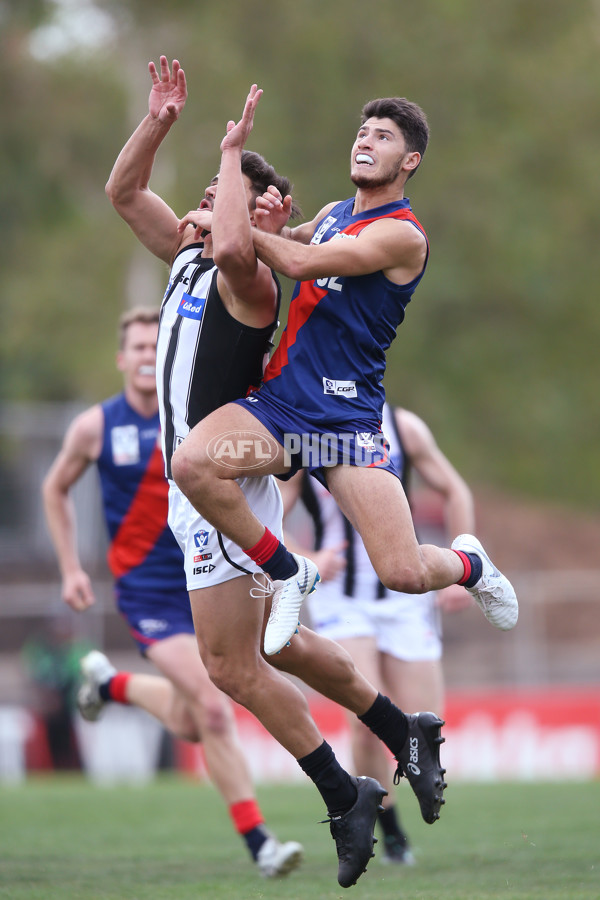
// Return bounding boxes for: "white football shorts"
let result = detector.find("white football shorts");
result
[307,582,442,661]
[167,476,283,591]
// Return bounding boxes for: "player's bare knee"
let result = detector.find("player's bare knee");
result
[203,656,246,706]
[380,562,427,594]
[171,441,211,495]
[201,697,234,737]
[172,721,202,743]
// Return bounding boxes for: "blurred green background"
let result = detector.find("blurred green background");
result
[2,0,599,510]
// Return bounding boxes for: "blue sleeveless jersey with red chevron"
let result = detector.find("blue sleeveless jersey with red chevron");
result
[261,197,428,428]
[97,393,186,593]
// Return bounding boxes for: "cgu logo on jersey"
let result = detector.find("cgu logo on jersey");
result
[178,292,207,321]
[323,378,357,398]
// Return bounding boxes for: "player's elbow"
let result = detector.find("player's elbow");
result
[212,242,244,272]
[105,176,136,214]
[41,473,57,504]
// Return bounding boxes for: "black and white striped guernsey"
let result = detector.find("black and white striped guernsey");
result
[156,243,280,479]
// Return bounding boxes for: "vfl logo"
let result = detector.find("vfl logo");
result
[178,292,207,320]
[193,530,210,549]
[310,215,337,245]
[406,736,420,776]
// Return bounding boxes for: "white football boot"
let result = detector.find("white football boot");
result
[452,534,518,630]
[77,650,117,722]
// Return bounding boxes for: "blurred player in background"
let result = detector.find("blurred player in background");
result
[42,307,304,878]
[279,402,475,864]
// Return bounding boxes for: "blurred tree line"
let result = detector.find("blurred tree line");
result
[1,0,599,510]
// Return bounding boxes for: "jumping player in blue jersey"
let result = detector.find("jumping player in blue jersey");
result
[42,307,304,878]
[279,403,477,866]
[102,59,452,889]
[172,89,519,662]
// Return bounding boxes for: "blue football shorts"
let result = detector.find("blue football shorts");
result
[234,389,399,488]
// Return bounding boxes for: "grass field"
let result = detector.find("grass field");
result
[0,775,598,899]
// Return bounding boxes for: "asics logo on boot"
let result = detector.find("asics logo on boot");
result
[407,737,420,776]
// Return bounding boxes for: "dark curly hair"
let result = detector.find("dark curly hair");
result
[241,150,302,219]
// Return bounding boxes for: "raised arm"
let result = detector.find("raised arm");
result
[42,406,103,611]
[178,85,279,327]
[105,56,189,265]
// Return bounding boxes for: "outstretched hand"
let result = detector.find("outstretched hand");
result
[220,83,263,152]
[254,185,294,234]
[148,55,188,124]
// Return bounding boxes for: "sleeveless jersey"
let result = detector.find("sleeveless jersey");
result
[261,198,428,428]
[300,403,410,599]
[156,244,281,478]
[97,393,186,593]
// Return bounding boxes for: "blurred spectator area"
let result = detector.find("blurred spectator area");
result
[1,401,599,707]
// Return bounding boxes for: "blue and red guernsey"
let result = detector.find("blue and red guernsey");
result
[97,394,186,593]
[261,197,428,428]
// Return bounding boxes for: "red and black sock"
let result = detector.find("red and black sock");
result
[453,550,483,588]
[230,799,268,860]
[98,672,131,704]
[244,527,298,581]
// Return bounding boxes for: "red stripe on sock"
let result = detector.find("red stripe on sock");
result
[109,672,132,704]
[229,799,264,835]
[243,527,279,567]
[453,549,472,585]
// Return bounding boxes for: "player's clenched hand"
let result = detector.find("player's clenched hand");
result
[62,570,96,612]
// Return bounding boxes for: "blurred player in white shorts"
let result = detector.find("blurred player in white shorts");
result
[280,402,475,865]
[310,583,442,663]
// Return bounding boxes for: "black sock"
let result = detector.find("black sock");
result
[243,824,268,861]
[264,542,298,581]
[358,693,408,758]
[297,740,357,817]
[378,805,408,845]
[462,552,483,588]
[98,678,113,702]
